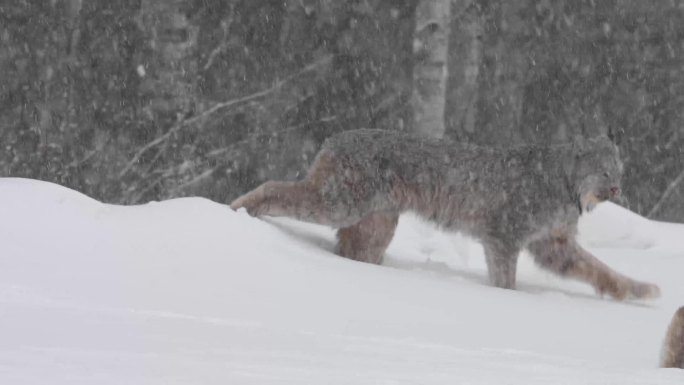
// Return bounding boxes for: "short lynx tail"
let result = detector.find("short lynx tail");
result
[661,306,684,368]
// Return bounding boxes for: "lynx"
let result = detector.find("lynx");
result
[231,129,660,301]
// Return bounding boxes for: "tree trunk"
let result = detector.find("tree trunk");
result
[138,0,199,120]
[412,0,451,138]
[445,0,481,141]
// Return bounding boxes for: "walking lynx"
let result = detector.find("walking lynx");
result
[232,129,660,301]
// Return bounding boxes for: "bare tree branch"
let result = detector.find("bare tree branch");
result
[170,168,215,195]
[202,3,236,72]
[647,168,684,218]
[205,115,337,158]
[67,148,99,168]
[119,54,334,178]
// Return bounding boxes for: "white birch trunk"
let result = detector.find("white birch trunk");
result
[412,0,451,138]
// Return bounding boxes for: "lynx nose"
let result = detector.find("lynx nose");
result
[610,186,621,196]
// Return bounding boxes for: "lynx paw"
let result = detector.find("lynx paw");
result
[594,272,660,301]
[627,281,661,300]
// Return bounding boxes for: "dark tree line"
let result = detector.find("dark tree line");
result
[1,0,683,221]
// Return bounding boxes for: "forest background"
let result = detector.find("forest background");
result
[2,0,684,221]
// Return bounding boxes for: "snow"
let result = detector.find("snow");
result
[1,177,683,384]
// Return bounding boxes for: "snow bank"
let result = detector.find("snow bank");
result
[1,178,683,384]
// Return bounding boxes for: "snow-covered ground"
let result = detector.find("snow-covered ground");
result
[1,177,683,384]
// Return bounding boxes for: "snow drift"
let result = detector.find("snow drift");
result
[1,178,683,384]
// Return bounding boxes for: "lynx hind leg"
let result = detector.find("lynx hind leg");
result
[662,306,684,368]
[231,180,307,217]
[335,212,399,265]
[230,149,351,226]
[231,179,341,226]
[526,235,660,301]
[483,240,520,290]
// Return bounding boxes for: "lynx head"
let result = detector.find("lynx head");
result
[567,136,623,213]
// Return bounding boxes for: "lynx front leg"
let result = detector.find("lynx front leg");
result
[527,236,660,300]
[335,211,399,265]
[483,241,520,290]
